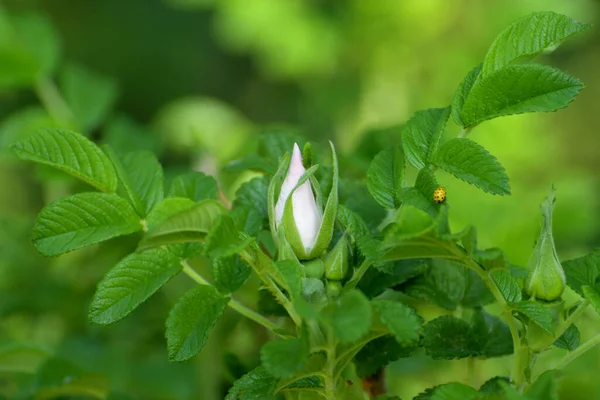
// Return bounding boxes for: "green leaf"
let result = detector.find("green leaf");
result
[403,260,466,311]
[451,64,481,127]
[205,215,252,258]
[33,357,109,400]
[380,235,461,263]
[60,63,117,131]
[354,336,415,378]
[421,316,473,359]
[89,248,182,324]
[224,153,275,174]
[563,253,600,296]
[582,285,600,316]
[32,192,141,256]
[212,255,251,294]
[0,343,50,374]
[525,370,558,400]
[460,65,583,127]
[165,285,229,362]
[475,248,509,270]
[372,299,421,345]
[168,172,219,202]
[358,259,426,299]
[139,199,226,250]
[366,146,405,209]
[226,367,278,400]
[470,308,513,358]
[554,324,579,351]
[432,138,510,195]
[261,338,308,378]
[402,107,451,169]
[107,149,164,217]
[232,176,270,236]
[10,128,117,192]
[490,269,522,303]
[481,12,591,77]
[386,205,434,240]
[321,289,371,343]
[415,168,440,203]
[426,383,479,400]
[145,197,195,230]
[513,301,554,333]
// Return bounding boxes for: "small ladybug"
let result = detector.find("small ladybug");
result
[433,186,446,204]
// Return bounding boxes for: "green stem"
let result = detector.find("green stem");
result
[35,77,78,128]
[457,126,474,138]
[343,259,371,292]
[181,261,280,333]
[553,332,600,370]
[324,332,337,400]
[549,299,590,344]
[462,257,523,385]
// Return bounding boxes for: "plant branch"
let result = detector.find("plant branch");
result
[324,331,337,400]
[343,259,371,292]
[35,77,78,128]
[548,299,590,346]
[552,332,600,370]
[181,260,280,334]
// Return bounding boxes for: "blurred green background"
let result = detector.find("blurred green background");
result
[0,0,599,399]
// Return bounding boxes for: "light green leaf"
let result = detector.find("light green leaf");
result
[226,367,278,400]
[366,146,405,209]
[481,12,590,77]
[321,289,371,343]
[168,172,219,202]
[89,248,182,324]
[429,382,479,400]
[60,63,117,131]
[490,269,522,303]
[139,199,226,250]
[562,253,600,296]
[371,299,420,345]
[460,65,583,127]
[10,128,117,192]
[386,205,434,240]
[402,107,451,169]
[0,343,50,374]
[145,197,195,230]
[513,301,554,333]
[451,64,481,127]
[32,192,141,256]
[212,255,250,294]
[261,338,308,378]
[525,370,559,400]
[380,236,460,262]
[582,285,600,316]
[432,138,510,195]
[166,285,229,362]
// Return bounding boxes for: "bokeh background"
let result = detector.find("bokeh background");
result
[0,0,599,399]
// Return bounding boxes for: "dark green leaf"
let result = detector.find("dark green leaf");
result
[224,153,275,174]
[261,338,308,378]
[481,12,591,77]
[11,128,117,192]
[372,299,421,345]
[321,289,371,343]
[366,146,405,209]
[0,344,49,374]
[225,367,278,400]
[32,192,141,256]
[60,63,117,131]
[116,151,164,216]
[513,301,554,333]
[490,269,522,303]
[424,383,479,400]
[33,357,109,399]
[358,259,426,299]
[89,248,181,324]
[231,176,270,236]
[470,308,513,358]
[212,255,251,294]
[205,215,252,258]
[166,285,229,362]
[451,64,482,127]
[402,107,451,169]
[354,336,414,378]
[422,316,473,359]
[475,248,509,270]
[403,260,466,311]
[554,324,579,351]
[139,199,226,250]
[168,172,219,202]
[432,138,510,195]
[563,253,600,296]
[478,376,510,395]
[460,65,583,127]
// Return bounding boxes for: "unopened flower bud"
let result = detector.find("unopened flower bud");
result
[525,188,566,302]
[324,235,350,280]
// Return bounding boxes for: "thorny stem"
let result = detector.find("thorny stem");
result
[552,332,600,370]
[181,260,280,334]
[462,257,523,386]
[324,331,337,400]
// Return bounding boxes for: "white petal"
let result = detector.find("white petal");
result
[274,143,305,226]
[292,178,322,253]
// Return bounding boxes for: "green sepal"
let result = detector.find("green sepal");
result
[324,234,350,281]
[268,152,291,248]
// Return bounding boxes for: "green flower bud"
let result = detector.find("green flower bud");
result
[525,188,566,302]
[303,258,325,279]
[324,235,350,280]
[326,280,343,299]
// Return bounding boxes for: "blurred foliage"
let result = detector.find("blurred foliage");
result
[0,0,599,399]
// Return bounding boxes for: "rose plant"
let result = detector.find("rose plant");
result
[8,11,600,400]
